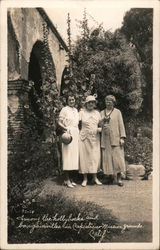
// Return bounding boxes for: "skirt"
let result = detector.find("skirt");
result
[79,136,100,174]
[62,127,79,171]
[102,145,126,175]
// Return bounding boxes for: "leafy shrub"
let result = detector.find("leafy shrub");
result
[125,118,152,170]
[142,126,152,139]
[8,101,61,209]
[121,8,153,117]
[64,25,146,116]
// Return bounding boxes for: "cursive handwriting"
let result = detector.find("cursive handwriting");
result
[16,213,143,240]
[88,223,143,242]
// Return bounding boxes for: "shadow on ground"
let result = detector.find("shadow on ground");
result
[8,177,152,243]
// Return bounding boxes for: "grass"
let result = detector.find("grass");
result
[8,192,119,243]
[8,189,152,243]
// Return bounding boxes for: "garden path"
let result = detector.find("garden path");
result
[37,178,152,223]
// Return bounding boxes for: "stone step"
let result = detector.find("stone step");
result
[126,164,146,179]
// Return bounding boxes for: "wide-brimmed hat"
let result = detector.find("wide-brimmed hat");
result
[85,95,96,104]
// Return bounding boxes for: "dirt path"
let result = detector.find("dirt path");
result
[38,178,152,223]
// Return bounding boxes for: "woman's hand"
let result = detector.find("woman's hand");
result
[98,119,104,127]
[120,138,125,146]
[97,127,102,133]
[58,120,68,132]
[67,128,71,133]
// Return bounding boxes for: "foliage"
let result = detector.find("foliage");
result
[8,107,62,243]
[125,118,152,170]
[8,105,60,205]
[67,13,72,55]
[121,8,153,117]
[40,22,63,142]
[8,21,63,208]
[79,8,90,48]
[62,15,146,116]
[61,9,94,109]
[8,192,119,243]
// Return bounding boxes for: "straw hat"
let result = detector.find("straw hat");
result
[85,95,96,104]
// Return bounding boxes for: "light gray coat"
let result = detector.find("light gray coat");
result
[101,108,126,147]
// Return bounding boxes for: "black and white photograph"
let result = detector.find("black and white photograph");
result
[0,0,159,249]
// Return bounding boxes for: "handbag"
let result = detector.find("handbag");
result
[56,123,72,145]
[61,131,72,145]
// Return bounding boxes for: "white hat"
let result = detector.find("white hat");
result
[85,95,96,104]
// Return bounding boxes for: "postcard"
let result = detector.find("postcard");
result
[0,0,159,249]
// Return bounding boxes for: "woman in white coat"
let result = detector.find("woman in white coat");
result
[79,95,102,187]
[58,95,79,188]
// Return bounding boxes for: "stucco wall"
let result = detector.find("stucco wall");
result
[48,31,67,90]
[8,8,68,88]
[8,17,20,80]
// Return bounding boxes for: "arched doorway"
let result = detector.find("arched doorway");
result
[60,66,69,96]
[28,40,57,135]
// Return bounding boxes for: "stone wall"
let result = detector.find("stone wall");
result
[8,8,68,86]
[8,8,68,149]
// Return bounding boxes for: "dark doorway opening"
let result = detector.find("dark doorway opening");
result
[60,67,68,96]
[28,41,43,135]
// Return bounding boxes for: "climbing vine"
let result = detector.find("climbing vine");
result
[36,21,63,142]
[61,10,94,109]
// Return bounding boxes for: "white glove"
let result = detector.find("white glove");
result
[120,138,125,146]
[97,128,102,133]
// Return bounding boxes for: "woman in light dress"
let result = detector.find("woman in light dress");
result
[101,95,126,186]
[58,95,79,188]
[79,95,102,187]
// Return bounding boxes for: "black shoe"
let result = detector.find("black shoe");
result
[141,174,149,180]
[106,175,114,185]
